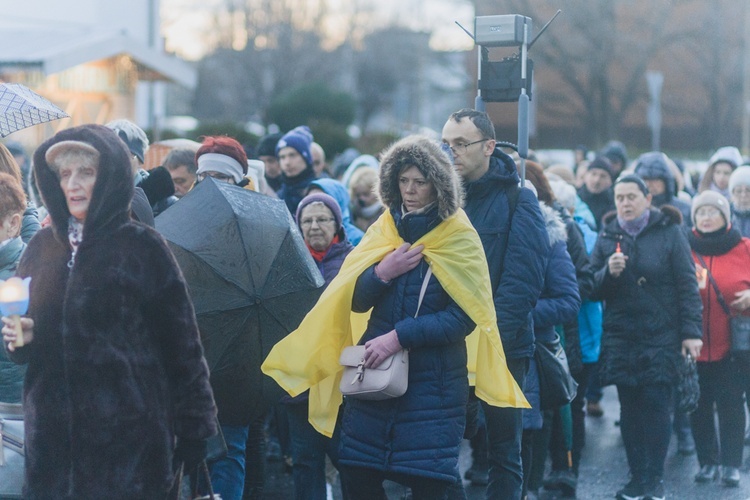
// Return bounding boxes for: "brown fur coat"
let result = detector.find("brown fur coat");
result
[7,125,216,499]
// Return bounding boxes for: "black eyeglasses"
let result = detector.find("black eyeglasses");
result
[446,139,488,156]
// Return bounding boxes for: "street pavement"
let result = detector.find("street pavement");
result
[262,385,750,499]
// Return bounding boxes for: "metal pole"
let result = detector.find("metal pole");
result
[475,45,485,111]
[518,21,530,186]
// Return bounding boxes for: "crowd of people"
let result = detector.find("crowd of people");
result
[0,108,749,500]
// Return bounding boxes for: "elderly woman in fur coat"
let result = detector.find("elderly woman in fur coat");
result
[2,124,217,499]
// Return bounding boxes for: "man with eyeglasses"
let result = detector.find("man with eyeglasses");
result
[442,108,549,500]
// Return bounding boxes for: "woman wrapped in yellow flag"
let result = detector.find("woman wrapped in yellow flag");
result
[262,135,527,498]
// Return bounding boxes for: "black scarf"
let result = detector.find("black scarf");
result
[688,226,742,256]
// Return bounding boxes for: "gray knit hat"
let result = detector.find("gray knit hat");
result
[691,190,731,225]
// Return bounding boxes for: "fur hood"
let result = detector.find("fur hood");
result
[378,135,462,220]
[602,204,683,227]
[540,202,567,246]
[33,124,134,242]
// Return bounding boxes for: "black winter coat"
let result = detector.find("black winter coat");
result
[462,150,549,359]
[578,185,615,231]
[590,206,703,387]
[7,125,217,499]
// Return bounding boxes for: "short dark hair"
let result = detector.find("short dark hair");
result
[163,148,198,175]
[448,108,496,140]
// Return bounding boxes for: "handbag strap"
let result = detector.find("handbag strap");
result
[695,253,732,316]
[414,266,432,318]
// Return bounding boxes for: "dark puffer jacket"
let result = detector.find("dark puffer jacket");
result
[462,149,549,359]
[590,206,703,387]
[338,136,475,482]
[7,125,217,499]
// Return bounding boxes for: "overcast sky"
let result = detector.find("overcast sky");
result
[161,0,475,59]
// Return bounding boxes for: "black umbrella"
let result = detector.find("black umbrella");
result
[156,178,324,423]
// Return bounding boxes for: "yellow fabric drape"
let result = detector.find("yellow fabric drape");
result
[261,209,529,437]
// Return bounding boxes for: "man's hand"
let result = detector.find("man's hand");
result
[375,243,424,282]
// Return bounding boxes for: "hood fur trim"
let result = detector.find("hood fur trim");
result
[378,135,462,220]
[33,124,134,241]
[541,203,567,246]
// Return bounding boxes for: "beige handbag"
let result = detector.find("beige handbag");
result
[339,267,431,400]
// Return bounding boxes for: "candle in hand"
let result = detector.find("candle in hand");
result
[0,277,31,347]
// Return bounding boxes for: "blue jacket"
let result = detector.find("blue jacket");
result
[462,149,549,358]
[339,205,476,482]
[532,205,581,344]
[309,178,364,245]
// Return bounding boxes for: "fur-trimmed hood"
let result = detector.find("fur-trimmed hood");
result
[540,202,567,246]
[378,135,462,220]
[33,124,134,242]
[602,204,683,227]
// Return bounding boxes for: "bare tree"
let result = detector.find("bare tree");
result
[475,0,743,149]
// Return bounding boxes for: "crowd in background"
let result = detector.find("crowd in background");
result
[1,111,750,500]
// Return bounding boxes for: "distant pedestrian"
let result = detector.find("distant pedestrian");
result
[590,174,703,500]
[688,191,749,488]
[276,126,318,215]
[729,166,750,237]
[700,146,742,197]
[577,156,615,231]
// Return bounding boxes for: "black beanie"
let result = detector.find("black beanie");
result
[256,132,284,158]
[587,156,614,181]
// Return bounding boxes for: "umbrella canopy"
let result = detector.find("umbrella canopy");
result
[156,178,324,423]
[0,83,69,138]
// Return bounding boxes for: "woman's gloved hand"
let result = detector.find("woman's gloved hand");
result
[364,330,403,369]
[174,437,208,474]
[375,243,424,283]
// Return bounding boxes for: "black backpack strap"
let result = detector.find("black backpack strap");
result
[506,184,520,221]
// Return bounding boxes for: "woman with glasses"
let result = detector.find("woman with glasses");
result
[282,192,354,499]
[194,136,250,188]
[688,191,750,488]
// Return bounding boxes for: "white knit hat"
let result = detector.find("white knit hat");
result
[709,146,743,169]
[729,165,750,193]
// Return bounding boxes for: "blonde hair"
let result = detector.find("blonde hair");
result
[348,166,379,195]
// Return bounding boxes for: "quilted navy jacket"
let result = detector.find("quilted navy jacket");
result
[462,149,549,359]
[338,205,476,482]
